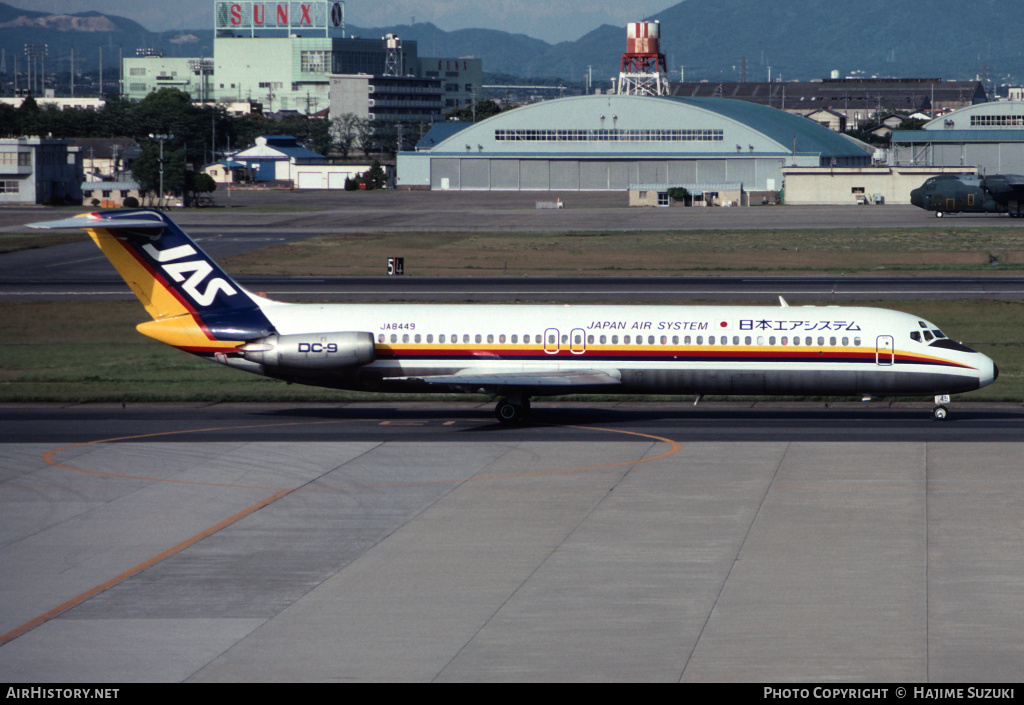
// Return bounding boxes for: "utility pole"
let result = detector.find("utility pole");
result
[149,133,172,208]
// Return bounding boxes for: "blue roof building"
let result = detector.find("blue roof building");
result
[232,135,326,182]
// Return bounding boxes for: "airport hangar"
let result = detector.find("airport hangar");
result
[891,99,1024,175]
[396,94,874,200]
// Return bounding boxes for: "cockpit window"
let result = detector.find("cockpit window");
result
[923,330,934,342]
[910,331,922,342]
[918,321,928,329]
[933,330,946,339]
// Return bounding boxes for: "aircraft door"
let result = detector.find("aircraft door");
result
[570,328,586,355]
[945,197,956,212]
[876,335,895,366]
[544,328,560,355]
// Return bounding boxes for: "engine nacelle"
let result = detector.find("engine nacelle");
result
[238,332,375,370]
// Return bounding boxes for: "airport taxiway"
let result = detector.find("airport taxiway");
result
[2,402,1024,682]
[3,196,1024,681]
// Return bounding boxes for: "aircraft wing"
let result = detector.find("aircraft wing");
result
[405,369,622,388]
[1004,174,1024,190]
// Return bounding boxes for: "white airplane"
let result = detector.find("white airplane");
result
[31,210,997,422]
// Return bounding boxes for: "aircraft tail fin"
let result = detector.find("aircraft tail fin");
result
[30,210,275,353]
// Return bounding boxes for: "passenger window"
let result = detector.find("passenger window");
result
[378,334,384,343]
[648,335,655,345]
[624,335,631,344]
[854,337,861,346]
[817,336,824,346]
[403,334,410,343]
[523,334,530,344]
[499,334,506,343]
[829,337,836,346]
[661,335,668,345]
[781,336,788,345]
[769,336,775,345]
[696,336,703,345]
[709,336,716,345]
[511,335,518,344]
[463,334,470,344]
[842,337,848,346]
[612,335,619,344]
[439,334,446,343]
[805,337,813,346]
[684,335,691,345]
[415,334,421,343]
[735,336,741,345]
[487,334,494,343]
[390,334,397,343]
[561,334,568,344]
[587,335,594,344]
[600,335,607,344]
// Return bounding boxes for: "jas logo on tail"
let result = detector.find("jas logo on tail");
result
[142,243,237,307]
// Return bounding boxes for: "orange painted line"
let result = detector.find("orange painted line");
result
[0,488,291,648]
[41,419,352,489]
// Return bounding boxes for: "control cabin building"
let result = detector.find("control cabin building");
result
[397,94,872,193]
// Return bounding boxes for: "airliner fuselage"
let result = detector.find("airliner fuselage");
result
[31,210,998,422]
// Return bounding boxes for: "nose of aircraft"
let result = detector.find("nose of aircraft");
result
[909,187,923,209]
[979,354,999,389]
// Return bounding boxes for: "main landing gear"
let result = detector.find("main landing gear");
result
[494,395,531,423]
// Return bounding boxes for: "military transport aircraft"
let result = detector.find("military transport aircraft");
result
[31,210,997,422]
[910,173,1024,217]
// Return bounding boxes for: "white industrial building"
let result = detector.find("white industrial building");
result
[122,1,482,118]
[398,94,873,194]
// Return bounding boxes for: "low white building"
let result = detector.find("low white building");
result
[781,166,977,205]
[292,163,372,189]
[81,179,144,208]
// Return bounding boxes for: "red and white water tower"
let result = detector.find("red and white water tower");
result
[617,21,668,96]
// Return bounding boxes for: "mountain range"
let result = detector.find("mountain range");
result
[1,0,1022,89]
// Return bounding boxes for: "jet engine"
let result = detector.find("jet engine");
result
[238,332,375,370]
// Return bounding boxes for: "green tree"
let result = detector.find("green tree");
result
[445,99,505,122]
[365,160,387,189]
[131,143,186,206]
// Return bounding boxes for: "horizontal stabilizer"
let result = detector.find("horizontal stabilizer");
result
[408,369,622,387]
[29,212,167,232]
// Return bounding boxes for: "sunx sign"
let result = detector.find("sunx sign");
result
[142,243,238,308]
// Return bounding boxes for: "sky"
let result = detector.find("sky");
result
[4,0,680,44]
